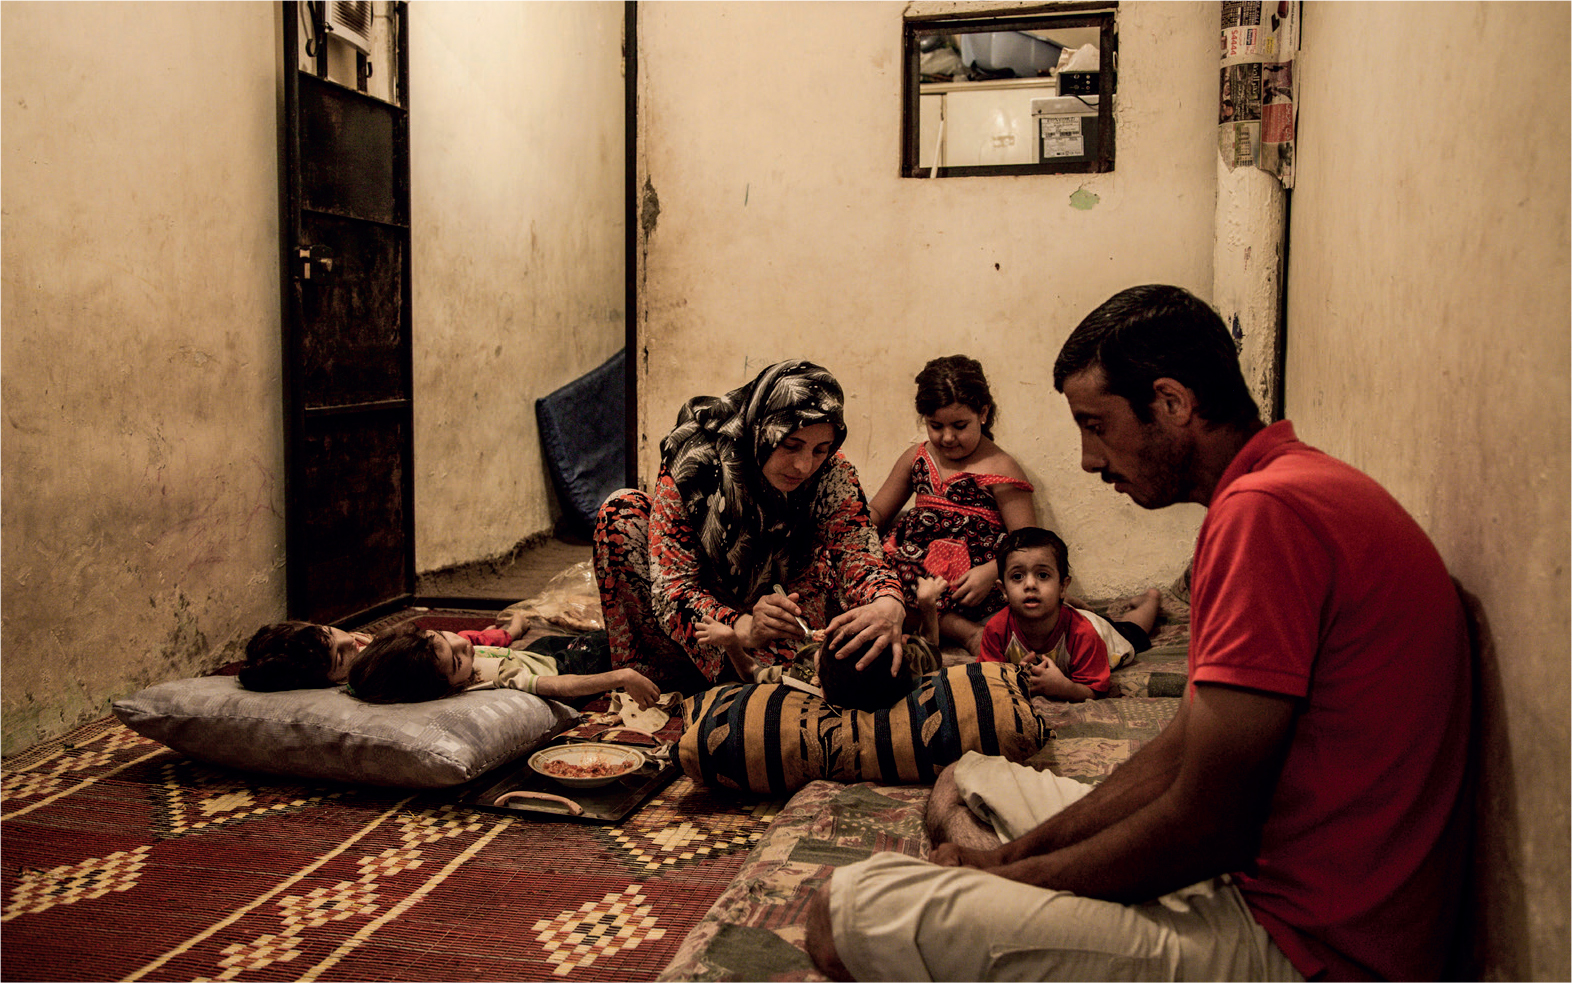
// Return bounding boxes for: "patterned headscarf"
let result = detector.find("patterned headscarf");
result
[660,359,848,605]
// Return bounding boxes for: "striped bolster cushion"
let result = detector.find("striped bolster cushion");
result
[677,661,1046,795]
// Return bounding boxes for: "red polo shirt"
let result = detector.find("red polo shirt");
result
[1190,422,1471,981]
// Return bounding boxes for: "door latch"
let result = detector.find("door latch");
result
[298,244,335,283]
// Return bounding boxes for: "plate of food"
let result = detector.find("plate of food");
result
[528,744,645,788]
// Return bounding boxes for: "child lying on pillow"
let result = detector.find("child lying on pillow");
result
[347,622,660,709]
[239,610,532,692]
[698,576,946,712]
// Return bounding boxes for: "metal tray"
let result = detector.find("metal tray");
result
[452,735,680,824]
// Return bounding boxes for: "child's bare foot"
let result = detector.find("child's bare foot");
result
[911,578,946,649]
[938,613,985,660]
[500,609,529,641]
[1123,588,1162,634]
[963,627,984,660]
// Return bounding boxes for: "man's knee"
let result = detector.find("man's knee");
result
[805,883,853,981]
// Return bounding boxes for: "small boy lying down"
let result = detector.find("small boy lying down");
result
[347,622,659,709]
[698,576,946,712]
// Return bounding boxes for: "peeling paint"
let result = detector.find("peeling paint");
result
[1069,187,1099,210]
[641,177,661,239]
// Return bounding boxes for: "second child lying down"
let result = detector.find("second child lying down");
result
[348,623,659,709]
[239,609,535,692]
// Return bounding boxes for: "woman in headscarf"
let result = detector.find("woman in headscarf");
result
[593,359,906,694]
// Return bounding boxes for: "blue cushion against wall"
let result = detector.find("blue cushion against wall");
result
[536,349,627,537]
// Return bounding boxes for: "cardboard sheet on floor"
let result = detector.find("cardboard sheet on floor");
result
[447,696,685,824]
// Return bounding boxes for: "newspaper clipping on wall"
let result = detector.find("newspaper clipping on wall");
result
[1220,0,1298,187]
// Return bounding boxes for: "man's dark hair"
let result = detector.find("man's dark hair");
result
[817,640,917,712]
[347,624,453,704]
[1052,284,1261,427]
[996,526,1070,582]
[238,621,333,691]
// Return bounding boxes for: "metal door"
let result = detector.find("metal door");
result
[279,2,412,626]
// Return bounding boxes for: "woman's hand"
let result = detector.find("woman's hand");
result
[738,591,809,648]
[949,562,999,608]
[825,595,907,675]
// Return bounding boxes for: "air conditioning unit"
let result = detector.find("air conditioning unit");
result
[324,1,373,54]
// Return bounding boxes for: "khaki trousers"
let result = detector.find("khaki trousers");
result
[828,753,1303,982]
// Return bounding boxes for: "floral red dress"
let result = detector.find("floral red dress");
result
[882,443,1033,624]
[594,454,902,693]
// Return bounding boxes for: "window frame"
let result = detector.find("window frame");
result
[901,5,1119,178]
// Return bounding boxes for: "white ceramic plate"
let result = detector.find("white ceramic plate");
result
[528,744,645,788]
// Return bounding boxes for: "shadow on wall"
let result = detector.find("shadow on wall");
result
[1454,581,1528,980]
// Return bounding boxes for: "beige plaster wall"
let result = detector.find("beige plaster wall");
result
[1,2,625,754]
[1288,3,1570,978]
[1,1,286,753]
[411,1,627,570]
[635,1,1223,597]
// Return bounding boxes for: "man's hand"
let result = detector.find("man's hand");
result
[969,683,1296,901]
[930,841,1006,869]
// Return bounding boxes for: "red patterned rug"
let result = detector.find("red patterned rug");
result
[357,607,511,636]
[2,716,781,981]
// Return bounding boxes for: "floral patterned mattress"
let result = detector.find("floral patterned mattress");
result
[656,780,930,982]
[657,587,1190,981]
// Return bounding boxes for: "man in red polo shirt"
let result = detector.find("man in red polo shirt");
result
[806,284,1471,981]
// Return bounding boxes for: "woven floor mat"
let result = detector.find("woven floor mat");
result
[2,717,782,982]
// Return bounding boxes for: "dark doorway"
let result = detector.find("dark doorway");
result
[279,2,413,626]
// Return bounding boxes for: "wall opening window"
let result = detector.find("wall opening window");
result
[902,4,1117,178]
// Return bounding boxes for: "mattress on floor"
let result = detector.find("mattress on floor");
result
[656,780,930,982]
[657,589,1190,981]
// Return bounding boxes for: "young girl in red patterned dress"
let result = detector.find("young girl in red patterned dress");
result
[868,355,1036,656]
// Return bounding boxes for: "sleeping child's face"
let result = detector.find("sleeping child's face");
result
[426,630,477,687]
[325,627,373,683]
[1001,546,1067,623]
